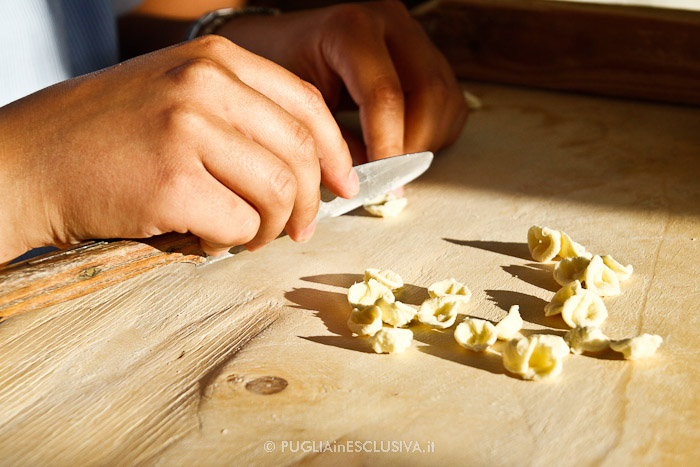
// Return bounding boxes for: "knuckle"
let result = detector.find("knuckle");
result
[270,166,298,206]
[370,77,404,108]
[165,56,225,89]
[299,80,326,115]
[157,101,204,136]
[289,123,317,164]
[299,189,321,216]
[190,34,236,57]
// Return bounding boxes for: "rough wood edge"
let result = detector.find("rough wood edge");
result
[0,234,206,321]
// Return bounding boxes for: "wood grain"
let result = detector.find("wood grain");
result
[0,234,205,321]
[414,0,700,105]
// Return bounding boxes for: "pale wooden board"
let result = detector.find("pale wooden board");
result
[1,82,699,465]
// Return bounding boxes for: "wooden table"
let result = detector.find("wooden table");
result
[1,82,699,465]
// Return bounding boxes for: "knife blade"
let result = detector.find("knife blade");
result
[317,151,433,220]
[199,151,434,266]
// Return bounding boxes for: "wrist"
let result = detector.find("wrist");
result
[0,99,65,262]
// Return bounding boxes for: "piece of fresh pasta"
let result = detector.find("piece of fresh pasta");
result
[610,334,663,360]
[370,328,413,354]
[416,297,460,329]
[347,305,383,336]
[494,305,524,340]
[454,318,498,351]
[545,280,608,328]
[559,231,592,259]
[503,334,570,381]
[553,256,591,286]
[564,326,610,354]
[364,268,404,291]
[583,255,622,297]
[528,225,562,262]
[602,255,633,281]
[427,278,472,303]
[376,297,417,328]
[363,192,408,218]
[347,279,395,308]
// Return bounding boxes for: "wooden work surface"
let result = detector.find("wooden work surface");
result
[1,82,699,465]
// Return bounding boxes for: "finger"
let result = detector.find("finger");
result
[183,36,359,200]
[167,166,261,256]
[198,114,299,251]
[381,9,468,152]
[321,22,405,162]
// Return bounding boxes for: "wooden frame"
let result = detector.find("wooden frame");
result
[413,0,700,105]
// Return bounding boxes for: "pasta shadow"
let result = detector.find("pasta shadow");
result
[285,287,351,337]
[501,263,559,292]
[413,326,505,376]
[443,239,531,261]
[486,289,568,330]
[301,273,363,289]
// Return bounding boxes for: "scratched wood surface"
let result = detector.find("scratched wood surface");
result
[1,82,699,465]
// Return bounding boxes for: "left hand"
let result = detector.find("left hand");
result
[220,0,468,162]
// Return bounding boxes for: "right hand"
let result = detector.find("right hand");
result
[0,35,358,263]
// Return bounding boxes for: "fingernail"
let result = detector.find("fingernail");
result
[347,168,360,196]
[299,219,317,242]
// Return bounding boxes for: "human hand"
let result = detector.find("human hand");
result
[220,0,468,163]
[0,36,358,263]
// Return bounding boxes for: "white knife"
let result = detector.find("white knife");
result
[200,151,434,266]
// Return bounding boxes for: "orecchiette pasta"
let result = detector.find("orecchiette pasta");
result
[364,268,404,291]
[427,278,472,302]
[583,255,621,297]
[545,280,608,328]
[454,318,498,351]
[370,328,413,354]
[559,231,592,259]
[347,279,394,308]
[602,255,634,281]
[503,334,570,381]
[347,305,383,336]
[495,305,523,340]
[553,256,591,286]
[363,192,408,218]
[376,297,417,328]
[564,326,610,354]
[417,297,460,329]
[528,225,562,262]
[610,334,663,360]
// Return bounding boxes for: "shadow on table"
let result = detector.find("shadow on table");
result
[444,239,531,261]
[501,263,559,292]
[485,289,568,330]
[411,318,505,375]
[300,273,363,289]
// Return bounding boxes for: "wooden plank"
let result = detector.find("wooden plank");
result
[413,0,700,105]
[1,82,699,464]
[0,233,205,321]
